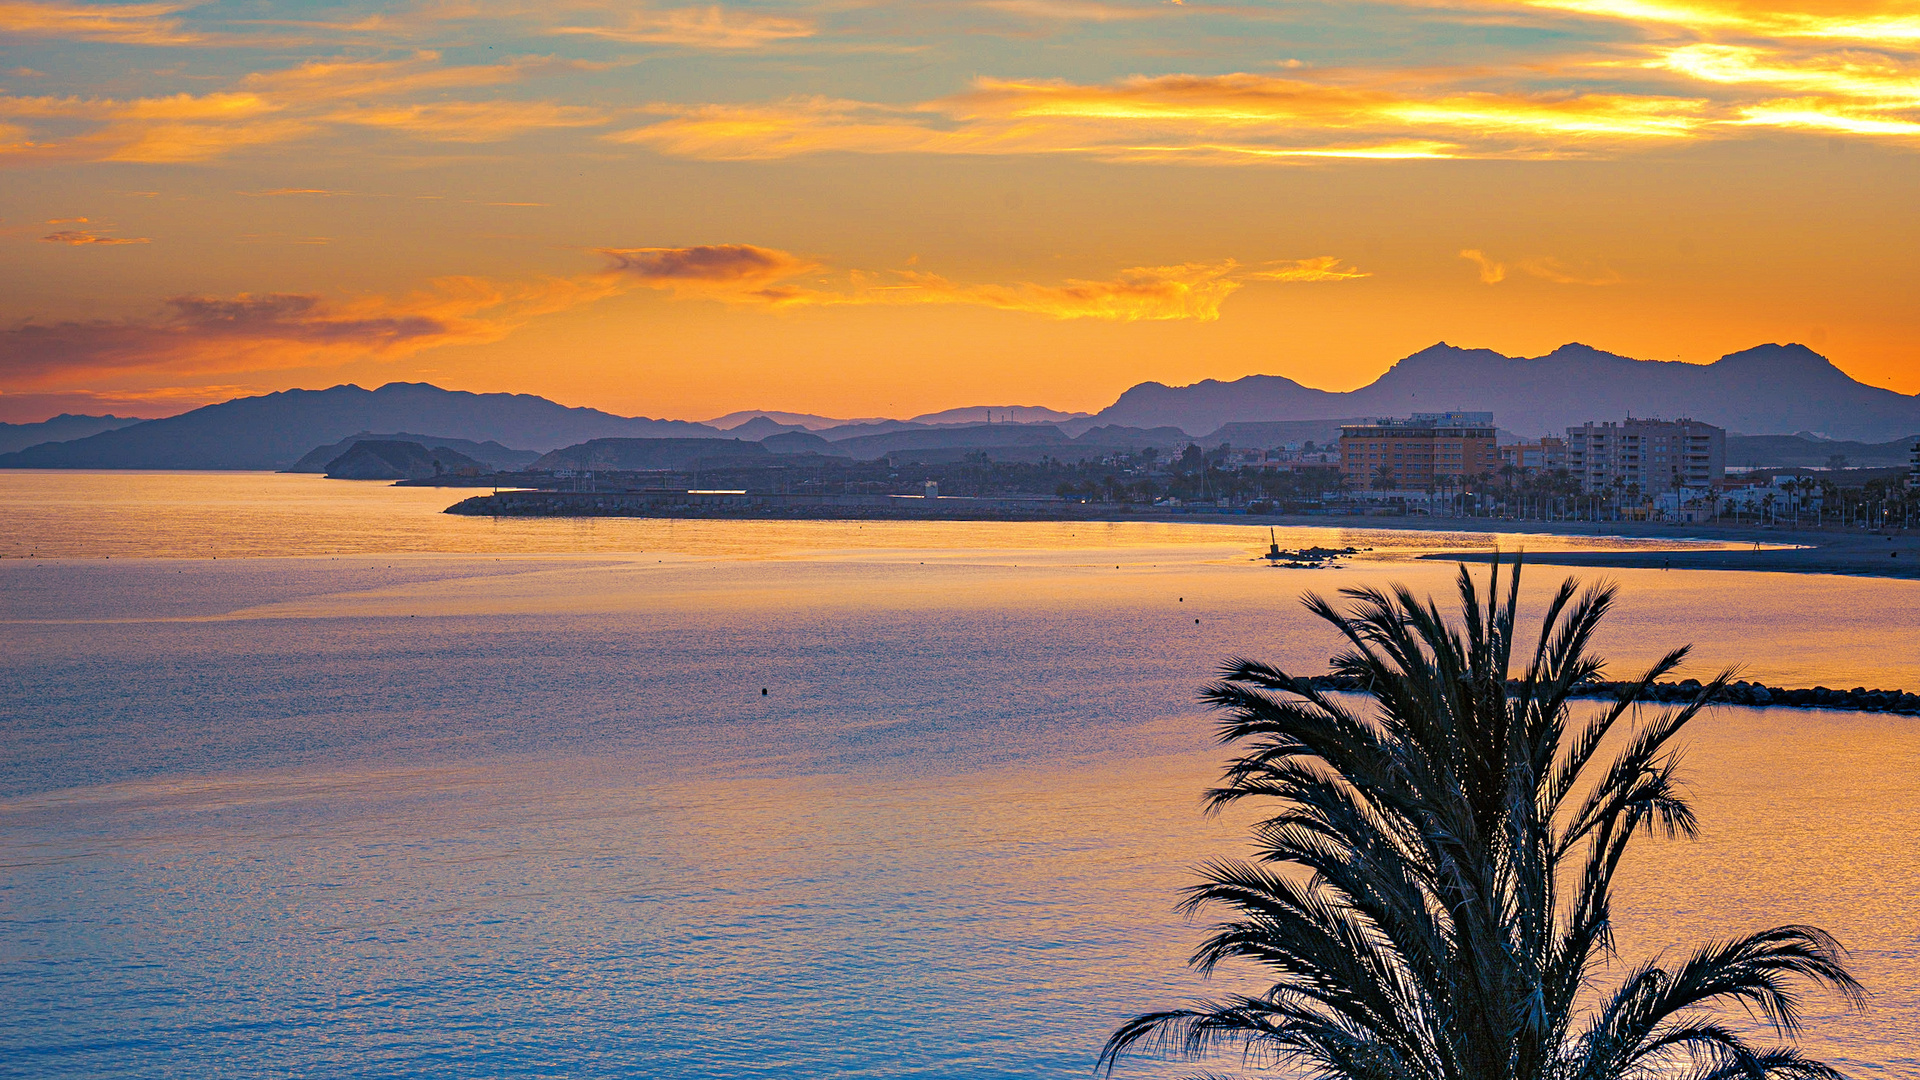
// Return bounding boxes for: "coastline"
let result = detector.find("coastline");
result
[442,489,1920,579]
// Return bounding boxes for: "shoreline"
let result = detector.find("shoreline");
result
[442,490,1919,579]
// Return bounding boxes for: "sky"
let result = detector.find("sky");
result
[2,0,1919,423]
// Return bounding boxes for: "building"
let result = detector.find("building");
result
[1911,440,1919,490]
[1564,418,1725,496]
[1498,437,1566,473]
[1340,412,1498,490]
[1260,446,1342,472]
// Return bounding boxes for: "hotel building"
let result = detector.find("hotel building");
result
[1339,412,1499,490]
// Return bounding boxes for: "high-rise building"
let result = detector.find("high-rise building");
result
[1564,418,1724,495]
[1340,412,1498,490]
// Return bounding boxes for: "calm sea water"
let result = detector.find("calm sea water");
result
[2,472,1916,1078]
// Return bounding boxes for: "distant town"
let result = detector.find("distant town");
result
[426,410,1920,529]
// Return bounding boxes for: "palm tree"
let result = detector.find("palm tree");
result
[1103,555,1859,1080]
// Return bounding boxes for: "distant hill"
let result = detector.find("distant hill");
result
[0,414,147,455]
[725,416,813,440]
[532,438,769,471]
[1069,424,1195,450]
[287,432,539,473]
[829,423,1072,460]
[705,409,891,431]
[1094,343,1920,440]
[1724,433,1919,469]
[1197,420,1354,449]
[760,430,840,455]
[323,441,488,481]
[905,405,1091,425]
[0,383,722,470]
[817,420,933,440]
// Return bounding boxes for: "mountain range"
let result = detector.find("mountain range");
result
[2,342,1915,471]
[0,413,148,455]
[0,384,712,470]
[1098,343,1920,440]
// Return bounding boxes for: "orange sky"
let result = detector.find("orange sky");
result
[2,0,1918,422]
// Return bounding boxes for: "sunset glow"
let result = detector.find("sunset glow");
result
[3,0,1918,420]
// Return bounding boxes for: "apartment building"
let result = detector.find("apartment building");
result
[1498,437,1566,472]
[1564,418,1725,495]
[1340,412,1498,490]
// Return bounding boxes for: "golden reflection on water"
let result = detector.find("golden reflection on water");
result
[0,469,1756,560]
[1,470,1915,1077]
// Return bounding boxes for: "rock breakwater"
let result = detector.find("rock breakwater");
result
[1300,675,1920,715]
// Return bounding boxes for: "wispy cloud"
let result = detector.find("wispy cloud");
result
[611,73,1718,164]
[551,5,815,48]
[603,243,817,290]
[1512,0,1920,44]
[1460,247,1618,284]
[601,245,1367,319]
[1,275,617,383]
[41,228,150,244]
[0,0,199,45]
[611,39,1920,164]
[974,0,1174,21]
[1461,248,1507,283]
[0,52,615,166]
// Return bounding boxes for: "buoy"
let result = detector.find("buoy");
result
[761,688,768,696]
[1195,618,1200,624]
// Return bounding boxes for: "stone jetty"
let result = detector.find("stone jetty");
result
[1300,674,1920,715]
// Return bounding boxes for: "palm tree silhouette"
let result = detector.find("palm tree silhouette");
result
[1104,555,1859,1080]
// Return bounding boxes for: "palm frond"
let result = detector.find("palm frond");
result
[1106,554,1858,1080]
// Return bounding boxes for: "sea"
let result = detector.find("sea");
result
[2,471,1915,1079]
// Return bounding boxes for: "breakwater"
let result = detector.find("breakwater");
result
[1302,674,1920,715]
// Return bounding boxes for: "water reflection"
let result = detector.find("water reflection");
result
[0,473,1914,1078]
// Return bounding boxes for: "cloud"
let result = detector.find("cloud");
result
[41,228,150,244]
[1460,248,1619,284]
[601,244,1366,319]
[974,0,1172,21]
[236,51,602,101]
[552,6,815,48]
[1461,248,1507,283]
[1,275,618,384]
[2,243,1365,398]
[880,262,1247,321]
[0,1,199,45]
[328,100,610,141]
[1511,0,1920,45]
[1243,256,1374,281]
[0,52,613,166]
[611,73,1719,164]
[602,244,817,289]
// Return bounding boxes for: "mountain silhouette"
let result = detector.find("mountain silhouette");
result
[0,383,721,470]
[1094,343,1920,440]
[0,413,148,455]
